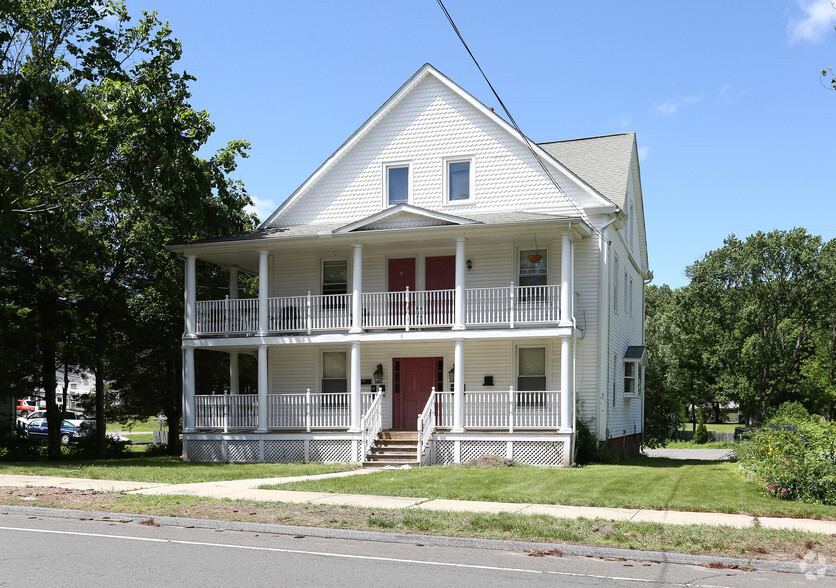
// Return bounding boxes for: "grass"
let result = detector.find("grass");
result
[109,418,165,432]
[2,489,832,561]
[0,456,355,484]
[268,456,836,520]
[662,440,737,449]
[680,423,740,433]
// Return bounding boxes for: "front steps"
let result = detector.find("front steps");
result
[363,431,419,468]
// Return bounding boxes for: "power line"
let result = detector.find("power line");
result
[435,0,600,236]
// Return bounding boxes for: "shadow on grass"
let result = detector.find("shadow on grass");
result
[614,455,734,468]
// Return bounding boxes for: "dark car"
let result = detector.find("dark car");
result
[25,418,87,445]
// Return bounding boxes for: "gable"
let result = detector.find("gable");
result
[334,204,480,233]
[263,65,611,229]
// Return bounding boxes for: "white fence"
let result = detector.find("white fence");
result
[194,392,375,430]
[195,297,258,335]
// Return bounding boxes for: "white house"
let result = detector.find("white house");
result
[169,64,651,466]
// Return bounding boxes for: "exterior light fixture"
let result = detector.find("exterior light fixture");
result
[373,363,384,384]
[466,259,472,271]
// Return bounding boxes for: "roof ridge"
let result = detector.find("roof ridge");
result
[538,132,635,146]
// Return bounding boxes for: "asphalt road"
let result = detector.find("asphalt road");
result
[0,512,826,587]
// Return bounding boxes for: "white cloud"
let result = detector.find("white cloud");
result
[788,0,836,44]
[246,195,278,224]
[652,95,703,116]
[638,146,650,161]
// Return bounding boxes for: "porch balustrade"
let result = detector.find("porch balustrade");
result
[193,392,375,430]
[193,284,564,336]
[424,388,561,431]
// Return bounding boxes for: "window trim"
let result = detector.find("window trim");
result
[623,359,643,398]
[443,156,475,205]
[518,247,548,290]
[515,344,549,394]
[320,349,349,403]
[321,258,348,296]
[383,161,412,206]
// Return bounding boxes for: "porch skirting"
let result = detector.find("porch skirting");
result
[183,431,573,467]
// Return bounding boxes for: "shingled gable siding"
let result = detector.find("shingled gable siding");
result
[275,76,598,227]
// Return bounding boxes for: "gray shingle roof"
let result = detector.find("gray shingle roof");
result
[539,133,635,209]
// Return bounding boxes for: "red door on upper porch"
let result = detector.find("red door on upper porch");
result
[392,357,443,429]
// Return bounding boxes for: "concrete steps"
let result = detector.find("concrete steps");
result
[363,431,419,468]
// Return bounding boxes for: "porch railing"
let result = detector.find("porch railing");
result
[194,284,563,335]
[194,392,375,430]
[360,392,383,461]
[417,387,438,464]
[431,388,561,431]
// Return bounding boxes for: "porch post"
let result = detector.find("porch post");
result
[560,336,572,429]
[255,345,269,433]
[560,232,574,327]
[452,338,464,432]
[228,267,240,396]
[182,347,195,433]
[257,250,269,336]
[229,266,239,299]
[350,244,363,333]
[453,237,466,330]
[349,341,361,431]
[184,255,196,338]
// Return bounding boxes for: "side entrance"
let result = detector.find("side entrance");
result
[391,357,444,429]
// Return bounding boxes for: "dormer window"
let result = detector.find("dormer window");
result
[385,163,410,205]
[444,156,474,204]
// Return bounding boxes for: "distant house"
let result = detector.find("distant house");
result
[169,64,651,466]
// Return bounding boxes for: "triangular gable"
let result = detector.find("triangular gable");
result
[260,64,614,229]
[334,204,480,233]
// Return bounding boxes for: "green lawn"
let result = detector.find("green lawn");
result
[0,456,355,484]
[680,423,739,433]
[269,456,836,519]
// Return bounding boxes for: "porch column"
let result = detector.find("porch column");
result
[182,347,195,433]
[349,341,361,431]
[350,244,363,333]
[255,345,269,433]
[184,255,196,338]
[453,237,466,330]
[452,338,464,432]
[257,250,269,336]
[560,232,574,327]
[560,337,572,429]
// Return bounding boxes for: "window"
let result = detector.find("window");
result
[386,164,409,205]
[623,361,635,397]
[444,157,473,203]
[322,259,347,296]
[628,277,634,316]
[622,346,646,398]
[321,351,347,406]
[613,256,620,312]
[623,272,628,313]
[519,250,547,287]
[517,347,546,391]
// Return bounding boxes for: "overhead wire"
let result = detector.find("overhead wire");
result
[435,0,602,238]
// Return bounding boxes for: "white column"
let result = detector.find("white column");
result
[453,238,466,330]
[257,250,269,336]
[184,255,196,338]
[349,342,361,431]
[182,347,195,432]
[560,232,573,326]
[350,244,363,333]
[560,337,572,429]
[229,352,239,395]
[452,338,464,432]
[255,345,269,433]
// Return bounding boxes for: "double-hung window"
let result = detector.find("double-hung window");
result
[322,259,348,309]
[386,163,410,205]
[444,157,473,203]
[622,346,646,398]
[321,351,347,406]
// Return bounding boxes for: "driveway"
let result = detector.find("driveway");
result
[643,448,734,461]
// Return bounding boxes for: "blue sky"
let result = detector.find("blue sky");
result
[127,1,836,288]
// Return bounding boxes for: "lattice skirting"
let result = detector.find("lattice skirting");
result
[183,437,354,463]
[430,438,569,467]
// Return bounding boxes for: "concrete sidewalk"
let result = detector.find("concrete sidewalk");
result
[2,471,835,535]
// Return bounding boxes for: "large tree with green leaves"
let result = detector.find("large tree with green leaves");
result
[1,0,256,455]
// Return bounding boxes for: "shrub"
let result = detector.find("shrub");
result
[693,419,709,444]
[68,431,132,459]
[0,435,47,462]
[736,402,836,504]
[574,419,619,465]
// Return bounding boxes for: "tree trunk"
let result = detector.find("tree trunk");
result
[94,360,105,458]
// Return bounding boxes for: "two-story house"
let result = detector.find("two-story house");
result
[168,64,650,466]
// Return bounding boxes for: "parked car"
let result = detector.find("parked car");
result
[24,410,85,422]
[15,399,37,417]
[25,418,87,445]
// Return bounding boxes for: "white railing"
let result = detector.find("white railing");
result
[195,297,258,335]
[417,387,438,464]
[360,392,383,461]
[194,392,375,430]
[268,293,353,333]
[362,290,410,329]
[433,388,561,431]
[465,284,560,327]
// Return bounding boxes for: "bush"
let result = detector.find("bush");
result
[68,431,132,459]
[693,419,709,444]
[0,435,47,461]
[736,402,836,504]
[574,419,619,465]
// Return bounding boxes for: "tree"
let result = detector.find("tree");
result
[1,1,256,455]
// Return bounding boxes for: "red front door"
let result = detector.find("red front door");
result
[425,256,455,325]
[388,258,415,325]
[392,357,443,429]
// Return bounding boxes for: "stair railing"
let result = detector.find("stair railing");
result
[360,391,383,463]
[416,387,437,465]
